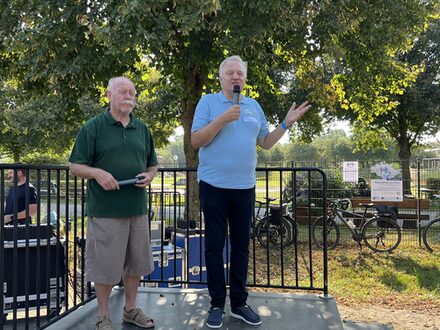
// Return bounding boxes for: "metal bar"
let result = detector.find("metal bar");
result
[417,158,422,247]
[0,164,331,328]
[0,169,5,328]
[322,170,329,297]
[279,170,285,287]
[64,169,70,311]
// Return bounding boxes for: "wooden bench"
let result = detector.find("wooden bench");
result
[394,213,430,229]
[351,197,429,209]
[295,206,319,225]
[350,197,430,229]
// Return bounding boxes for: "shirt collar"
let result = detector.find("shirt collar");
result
[218,91,249,105]
[104,109,135,128]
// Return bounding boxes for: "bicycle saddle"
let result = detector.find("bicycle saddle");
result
[359,203,374,207]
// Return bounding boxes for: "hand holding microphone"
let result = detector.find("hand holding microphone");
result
[221,85,241,124]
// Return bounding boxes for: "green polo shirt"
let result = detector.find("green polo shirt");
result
[69,110,158,217]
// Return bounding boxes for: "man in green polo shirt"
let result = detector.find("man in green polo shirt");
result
[69,76,157,330]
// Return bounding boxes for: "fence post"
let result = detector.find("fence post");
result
[417,158,421,247]
[322,171,329,297]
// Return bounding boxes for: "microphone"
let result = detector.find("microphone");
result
[232,85,241,105]
[117,176,145,186]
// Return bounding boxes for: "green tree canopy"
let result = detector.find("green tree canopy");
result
[1,0,436,161]
[337,18,440,193]
[1,0,438,216]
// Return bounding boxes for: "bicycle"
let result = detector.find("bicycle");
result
[312,199,402,252]
[253,197,297,248]
[422,217,440,252]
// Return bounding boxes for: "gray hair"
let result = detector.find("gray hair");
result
[219,55,247,78]
[107,77,134,92]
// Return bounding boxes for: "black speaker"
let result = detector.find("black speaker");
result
[3,224,53,241]
[2,239,65,313]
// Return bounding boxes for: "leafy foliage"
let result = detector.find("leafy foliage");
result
[0,0,438,166]
[339,18,440,156]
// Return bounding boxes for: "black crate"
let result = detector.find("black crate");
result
[3,224,53,241]
[3,238,65,314]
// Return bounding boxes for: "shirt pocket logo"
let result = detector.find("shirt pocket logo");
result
[243,109,258,123]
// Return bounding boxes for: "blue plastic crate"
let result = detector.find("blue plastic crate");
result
[172,232,230,288]
[144,243,183,288]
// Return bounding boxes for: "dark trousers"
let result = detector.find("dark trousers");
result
[199,180,255,309]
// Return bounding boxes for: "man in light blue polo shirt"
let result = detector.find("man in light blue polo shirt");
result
[191,55,311,328]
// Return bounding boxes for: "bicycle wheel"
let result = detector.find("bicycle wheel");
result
[255,216,292,249]
[282,215,297,246]
[423,218,440,252]
[312,216,340,250]
[362,217,401,252]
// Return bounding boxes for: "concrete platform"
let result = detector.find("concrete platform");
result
[45,287,344,329]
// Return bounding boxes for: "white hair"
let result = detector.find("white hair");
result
[107,77,134,92]
[219,55,247,77]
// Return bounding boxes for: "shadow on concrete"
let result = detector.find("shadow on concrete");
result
[44,287,343,330]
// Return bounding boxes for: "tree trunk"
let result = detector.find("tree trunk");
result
[398,136,412,196]
[180,66,206,224]
[13,151,20,163]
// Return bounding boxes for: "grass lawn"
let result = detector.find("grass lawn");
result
[249,243,439,314]
[326,247,439,306]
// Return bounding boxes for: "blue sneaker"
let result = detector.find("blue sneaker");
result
[230,305,262,326]
[206,307,224,328]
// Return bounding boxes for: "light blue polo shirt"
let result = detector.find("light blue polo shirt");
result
[191,92,269,189]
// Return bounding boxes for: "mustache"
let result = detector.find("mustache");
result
[121,100,135,106]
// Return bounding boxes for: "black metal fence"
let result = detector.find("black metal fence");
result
[263,159,440,245]
[0,165,91,330]
[1,164,328,329]
[2,159,439,328]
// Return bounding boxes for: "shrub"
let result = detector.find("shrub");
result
[427,178,440,191]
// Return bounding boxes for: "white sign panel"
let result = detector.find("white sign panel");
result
[371,179,403,202]
[343,161,359,183]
